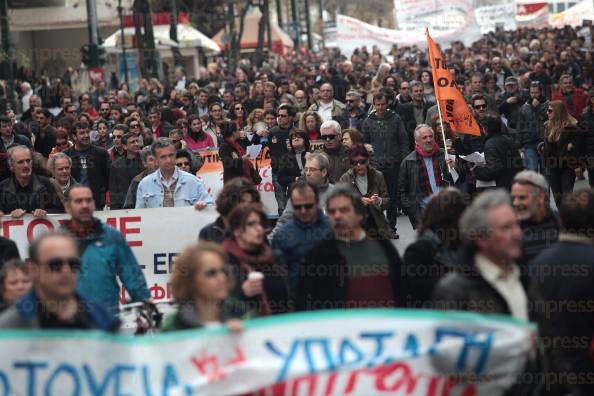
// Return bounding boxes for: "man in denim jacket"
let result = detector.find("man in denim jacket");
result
[135,138,213,209]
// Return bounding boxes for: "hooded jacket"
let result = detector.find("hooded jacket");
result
[361,109,410,170]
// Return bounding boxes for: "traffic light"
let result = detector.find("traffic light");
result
[97,45,106,66]
[80,44,91,67]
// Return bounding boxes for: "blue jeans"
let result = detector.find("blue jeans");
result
[524,146,544,174]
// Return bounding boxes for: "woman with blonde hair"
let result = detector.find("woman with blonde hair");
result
[541,100,582,206]
[161,242,246,331]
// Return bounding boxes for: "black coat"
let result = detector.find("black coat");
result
[198,216,227,244]
[580,107,594,162]
[529,238,594,396]
[218,140,248,183]
[0,236,20,268]
[64,145,111,209]
[497,90,529,130]
[473,131,523,190]
[0,174,64,214]
[277,150,306,192]
[296,235,404,311]
[34,125,56,158]
[108,156,144,210]
[542,124,584,169]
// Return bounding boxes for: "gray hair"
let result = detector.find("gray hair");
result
[513,170,549,195]
[7,145,31,169]
[320,120,341,135]
[47,152,72,174]
[306,152,330,171]
[414,124,434,140]
[151,137,173,156]
[410,80,423,89]
[459,189,511,240]
[140,146,154,164]
[346,90,361,100]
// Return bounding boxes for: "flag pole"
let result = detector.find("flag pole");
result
[426,29,451,171]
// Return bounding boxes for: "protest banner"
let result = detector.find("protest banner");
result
[474,3,517,34]
[515,0,549,28]
[549,0,594,28]
[426,31,481,137]
[0,206,218,304]
[0,309,536,395]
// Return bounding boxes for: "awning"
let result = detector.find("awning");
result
[103,24,221,54]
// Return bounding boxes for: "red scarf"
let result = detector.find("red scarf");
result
[415,143,443,196]
[222,239,274,315]
[224,137,252,180]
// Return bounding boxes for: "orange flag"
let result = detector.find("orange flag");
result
[426,30,481,136]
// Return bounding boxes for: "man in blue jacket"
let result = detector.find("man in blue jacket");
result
[271,181,331,298]
[61,185,149,313]
[0,231,118,330]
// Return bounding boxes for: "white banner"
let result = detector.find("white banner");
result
[1,207,218,303]
[0,309,536,395]
[335,13,481,55]
[474,3,517,34]
[549,0,594,28]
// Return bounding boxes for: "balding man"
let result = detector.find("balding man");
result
[308,83,345,122]
[0,146,63,218]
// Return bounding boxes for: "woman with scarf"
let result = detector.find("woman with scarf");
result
[222,204,289,315]
[161,242,247,332]
[339,144,392,239]
[219,121,260,184]
[184,115,214,151]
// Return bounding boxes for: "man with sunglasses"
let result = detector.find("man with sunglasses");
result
[61,185,149,313]
[337,91,366,131]
[0,232,119,330]
[271,181,331,297]
[269,104,296,214]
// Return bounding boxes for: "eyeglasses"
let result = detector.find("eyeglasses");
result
[45,257,81,272]
[204,267,229,278]
[235,107,243,111]
[304,166,320,173]
[473,104,488,110]
[129,123,140,128]
[322,134,338,141]
[351,159,368,166]
[293,203,315,211]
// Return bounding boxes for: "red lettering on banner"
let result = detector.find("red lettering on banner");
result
[190,346,247,383]
[291,374,317,396]
[1,219,24,238]
[120,216,142,247]
[106,217,117,229]
[26,219,55,242]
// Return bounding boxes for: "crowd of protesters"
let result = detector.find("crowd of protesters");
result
[0,24,593,394]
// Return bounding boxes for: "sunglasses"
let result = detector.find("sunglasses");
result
[345,99,356,103]
[46,257,81,272]
[204,267,229,278]
[113,135,123,139]
[235,107,243,111]
[293,203,315,211]
[351,159,368,166]
[130,123,140,128]
[322,134,338,141]
[177,161,190,166]
[474,104,488,110]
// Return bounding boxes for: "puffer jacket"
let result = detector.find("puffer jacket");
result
[62,220,150,313]
[361,110,410,170]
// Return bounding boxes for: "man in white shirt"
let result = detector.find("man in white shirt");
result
[307,83,345,122]
[433,189,536,322]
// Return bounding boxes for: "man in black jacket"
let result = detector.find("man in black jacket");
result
[0,146,63,217]
[362,92,409,233]
[336,91,367,131]
[511,171,559,264]
[268,104,295,214]
[297,184,404,311]
[529,189,594,396]
[0,116,31,181]
[108,132,143,209]
[517,82,548,173]
[497,77,528,135]
[63,121,110,209]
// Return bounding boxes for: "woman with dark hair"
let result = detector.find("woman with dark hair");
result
[91,119,112,149]
[184,114,214,151]
[540,100,582,206]
[222,204,289,315]
[298,111,323,140]
[161,242,247,331]
[199,178,261,243]
[341,128,364,149]
[402,188,468,307]
[174,118,189,137]
[339,144,392,239]
[229,102,248,131]
[419,70,435,103]
[277,129,310,196]
[218,121,260,184]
